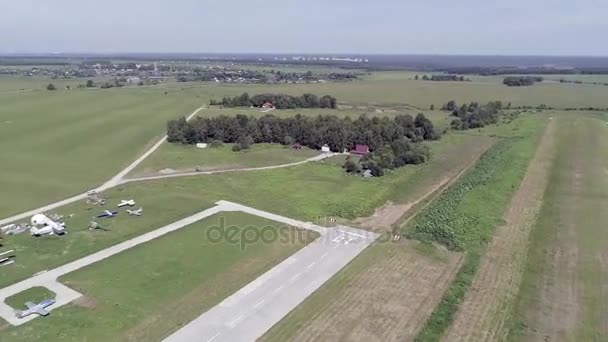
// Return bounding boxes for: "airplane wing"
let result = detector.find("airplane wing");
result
[35,308,50,316]
[25,302,36,309]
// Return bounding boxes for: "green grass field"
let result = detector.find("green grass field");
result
[0,127,490,288]
[131,143,320,177]
[507,112,608,341]
[0,86,205,217]
[1,212,317,341]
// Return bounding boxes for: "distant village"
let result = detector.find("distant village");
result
[0,60,360,85]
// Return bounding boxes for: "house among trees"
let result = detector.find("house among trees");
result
[351,144,370,155]
[292,143,303,150]
[261,102,274,109]
[321,144,331,153]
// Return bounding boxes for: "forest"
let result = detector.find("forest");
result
[210,93,338,109]
[167,113,440,175]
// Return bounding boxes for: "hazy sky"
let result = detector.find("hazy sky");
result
[1,0,607,55]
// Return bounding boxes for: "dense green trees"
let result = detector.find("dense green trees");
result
[46,83,56,91]
[211,93,338,109]
[444,101,503,130]
[503,76,543,86]
[168,112,439,149]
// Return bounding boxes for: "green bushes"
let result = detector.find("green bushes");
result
[406,139,512,250]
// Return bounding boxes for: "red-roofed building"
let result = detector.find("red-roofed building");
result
[351,144,370,155]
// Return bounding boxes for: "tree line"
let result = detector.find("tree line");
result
[442,100,504,130]
[503,76,543,87]
[167,112,440,155]
[210,93,338,109]
[416,74,470,82]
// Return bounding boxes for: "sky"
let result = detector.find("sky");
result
[1,0,607,56]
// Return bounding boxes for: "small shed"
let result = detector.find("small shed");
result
[363,169,373,178]
[196,143,208,149]
[351,144,370,155]
[262,102,274,109]
[321,144,331,153]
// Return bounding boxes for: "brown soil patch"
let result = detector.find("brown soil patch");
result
[262,241,463,342]
[442,120,557,341]
[355,178,448,231]
[73,295,99,310]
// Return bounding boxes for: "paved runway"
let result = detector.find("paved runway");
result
[163,217,378,342]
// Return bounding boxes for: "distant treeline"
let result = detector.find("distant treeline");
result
[503,76,543,87]
[416,74,470,82]
[167,113,440,153]
[210,93,338,109]
[442,100,504,130]
[443,67,608,75]
[559,78,608,86]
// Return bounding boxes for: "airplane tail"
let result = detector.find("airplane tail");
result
[14,309,23,318]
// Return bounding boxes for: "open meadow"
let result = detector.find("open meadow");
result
[507,112,608,341]
[0,85,205,218]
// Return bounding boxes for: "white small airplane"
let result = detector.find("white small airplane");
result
[15,299,56,318]
[126,207,143,216]
[30,214,66,236]
[117,200,136,208]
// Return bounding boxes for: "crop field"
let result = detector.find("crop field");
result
[130,143,320,177]
[260,241,463,341]
[507,112,608,341]
[0,86,204,218]
[408,114,547,341]
[442,117,556,341]
[169,74,608,109]
[0,212,317,341]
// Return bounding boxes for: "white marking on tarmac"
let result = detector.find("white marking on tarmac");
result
[271,285,285,295]
[207,332,220,342]
[227,314,244,328]
[253,299,265,309]
[306,262,316,269]
[290,273,302,282]
[321,252,328,259]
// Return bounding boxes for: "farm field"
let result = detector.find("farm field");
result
[130,143,320,177]
[442,116,556,341]
[0,87,204,218]
[507,112,608,341]
[0,212,317,341]
[408,114,547,341]
[260,240,463,341]
[171,75,608,109]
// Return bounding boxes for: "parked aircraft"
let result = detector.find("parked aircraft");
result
[30,214,66,236]
[117,199,135,208]
[0,249,15,266]
[88,221,108,231]
[97,210,118,218]
[126,207,143,216]
[15,299,56,319]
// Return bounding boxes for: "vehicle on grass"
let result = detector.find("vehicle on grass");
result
[14,299,56,319]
